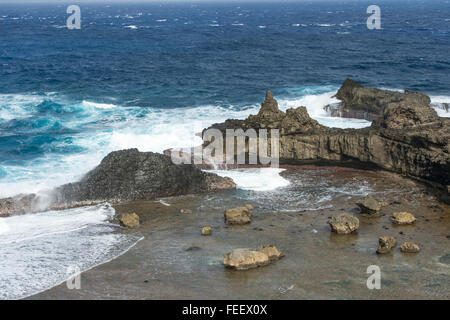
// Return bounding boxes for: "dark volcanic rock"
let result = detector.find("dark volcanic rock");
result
[204,88,450,203]
[54,149,235,205]
[330,78,432,121]
[0,149,236,215]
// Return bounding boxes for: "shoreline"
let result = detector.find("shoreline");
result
[27,165,450,300]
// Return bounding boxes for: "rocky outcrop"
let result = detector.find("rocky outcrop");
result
[328,213,360,234]
[223,245,284,270]
[204,88,450,203]
[224,205,253,225]
[376,236,397,254]
[0,149,236,215]
[392,212,416,225]
[330,78,431,121]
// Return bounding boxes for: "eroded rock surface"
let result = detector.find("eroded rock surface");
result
[118,212,140,228]
[223,245,284,270]
[400,242,420,253]
[357,195,382,215]
[392,212,416,225]
[224,206,253,225]
[204,85,450,203]
[0,149,236,215]
[328,213,360,234]
[376,236,397,254]
[331,78,431,121]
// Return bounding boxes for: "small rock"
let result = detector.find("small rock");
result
[224,206,253,225]
[328,213,360,234]
[201,226,212,236]
[180,209,193,214]
[184,246,202,252]
[400,242,420,253]
[392,212,416,225]
[118,212,140,228]
[356,195,381,215]
[224,245,284,270]
[376,236,397,254]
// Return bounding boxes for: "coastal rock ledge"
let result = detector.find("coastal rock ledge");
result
[205,82,450,203]
[0,149,236,215]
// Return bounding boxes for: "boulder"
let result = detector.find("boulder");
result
[392,212,416,225]
[334,78,431,118]
[374,100,440,130]
[0,149,237,215]
[328,213,360,234]
[400,242,420,253]
[356,195,382,215]
[376,236,397,254]
[118,213,140,228]
[201,226,212,236]
[223,245,284,270]
[224,206,253,225]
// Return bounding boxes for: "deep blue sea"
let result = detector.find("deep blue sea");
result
[0,0,449,195]
[0,0,449,299]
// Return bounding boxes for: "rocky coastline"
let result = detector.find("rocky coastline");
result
[204,80,450,203]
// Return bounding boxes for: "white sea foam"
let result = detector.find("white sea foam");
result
[0,204,142,300]
[81,100,117,109]
[124,25,138,29]
[211,168,290,191]
[430,95,450,117]
[0,88,374,197]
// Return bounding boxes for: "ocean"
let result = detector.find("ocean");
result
[0,0,449,299]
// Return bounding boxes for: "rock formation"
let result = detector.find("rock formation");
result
[201,226,212,236]
[327,78,432,121]
[400,242,420,253]
[0,149,236,215]
[223,245,284,270]
[224,205,253,225]
[376,236,397,254]
[391,212,416,225]
[204,85,450,203]
[357,195,382,215]
[118,212,140,228]
[328,213,360,234]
